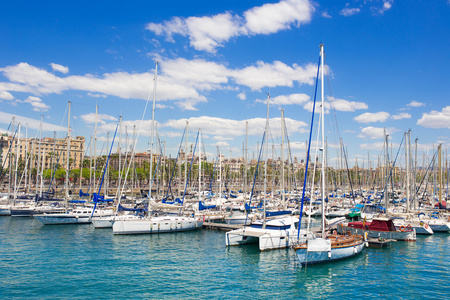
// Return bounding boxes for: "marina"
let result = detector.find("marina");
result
[1,0,449,298]
[0,216,448,299]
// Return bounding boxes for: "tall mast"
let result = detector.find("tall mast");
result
[13,124,20,203]
[24,124,28,194]
[94,105,98,193]
[320,44,326,237]
[245,121,248,199]
[198,129,202,202]
[406,130,410,213]
[36,116,43,196]
[281,109,285,209]
[263,93,270,228]
[65,101,71,204]
[8,117,15,203]
[148,61,158,202]
[184,121,188,198]
[438,144,442,205]
[116,115,122,202]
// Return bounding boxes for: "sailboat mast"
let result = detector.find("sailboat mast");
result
[320,44,326,237]
[263,93,270,228]
[199,129,202,202]
[148,61,158,202]
[281,109,285,210]
[13,124,20,202]
[65,101,71,204]
[94,105,98,193]
[184,121,188,198]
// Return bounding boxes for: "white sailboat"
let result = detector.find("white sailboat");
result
[112,62,202,235]
[225,94,313,251]
[293,44,365,266]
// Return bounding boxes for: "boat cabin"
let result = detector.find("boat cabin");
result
[348,218,397,232]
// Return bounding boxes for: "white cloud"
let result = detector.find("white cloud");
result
[50,63,69,74]
[212,135,234,141]
[407,100,425,107]
[163,115,308,137]
[321,11,332,18]
[391,112,411,120]
[360,142,387,151]
[328,97,368,112]
[256,93,310,105]
[357,126,394,139]
[23,96,50,112]
[214,141,230,147]
[237,92,246,100]
[147,13,243,53]
[354,111,390,123]
[371,0,394,15]
[0,57,319,110]
[232,61,317,90]
[303,97,368,113]
[0,111,66,132]
[417,106,450,129]
[80,113,118,125]
[87,93,107,98]
[146,0,314,53]
[244,0,313,35]
[0,91,14,100]
[340,7,360,17]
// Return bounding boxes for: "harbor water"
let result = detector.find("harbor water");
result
[0,216,448,299]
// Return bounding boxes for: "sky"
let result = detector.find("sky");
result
[0,0,449,168]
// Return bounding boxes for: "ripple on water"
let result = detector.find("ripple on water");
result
[0,217,449,299]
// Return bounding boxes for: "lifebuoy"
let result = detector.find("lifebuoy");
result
[399,225,406,232]
[424,223,429,229]
[406,224,412,231]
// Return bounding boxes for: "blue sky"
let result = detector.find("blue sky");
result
[1,0,449,167]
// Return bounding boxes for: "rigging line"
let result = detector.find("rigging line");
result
[164,127,186,200]
[117,64,156,205]
[380,133,406,204]
[243,130,266,232]
[91,122,118,218]
[297,53,321,240]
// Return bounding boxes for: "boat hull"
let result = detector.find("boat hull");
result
[112,216,203,235]
[295,238,365,266]
[35,214,92,225]
[225,227,312,251]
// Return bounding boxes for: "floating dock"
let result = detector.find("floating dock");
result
[367,238,396,248]
[203,222,244,231]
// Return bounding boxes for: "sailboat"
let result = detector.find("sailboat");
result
[225,95,313,251]
[34,102,114,225]
[292,44,365,266]
[112,61,203,235]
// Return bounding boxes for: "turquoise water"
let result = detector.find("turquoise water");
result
[0,216,448,299]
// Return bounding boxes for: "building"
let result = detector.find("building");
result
[0,134,85,171]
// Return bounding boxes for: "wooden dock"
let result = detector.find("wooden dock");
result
[203,222,243,231]
[367,238,396,248]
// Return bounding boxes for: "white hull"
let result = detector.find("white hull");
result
[226,227,313,251]
[225,216,314,251]
[0,205,11,216]
[92,217,114,228]
[428,223,450,232]
[295,238,365,266]
[112,216,203,235]
[35,214,92,224]
[393,220,434,235]
[35,208,114,225]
